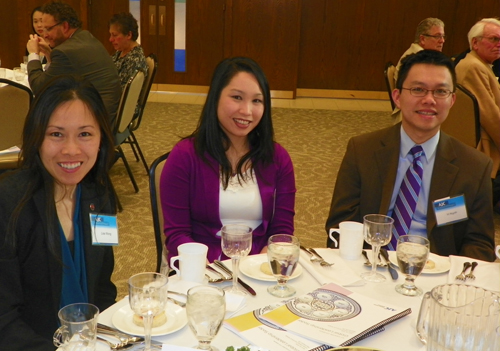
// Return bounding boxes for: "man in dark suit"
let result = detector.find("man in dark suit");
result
[326,50,495,262]
[26,1,122,129]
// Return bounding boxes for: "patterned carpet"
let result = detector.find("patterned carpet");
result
[110,102,500,299]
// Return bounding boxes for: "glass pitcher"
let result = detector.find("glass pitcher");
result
[416,284,500,351]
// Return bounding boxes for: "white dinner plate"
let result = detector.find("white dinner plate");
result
[387,251,451,274]
[240,253,303,281]
[112,302,187,336]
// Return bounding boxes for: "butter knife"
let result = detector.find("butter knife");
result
[213,260,257,296]
[380,248,398,280]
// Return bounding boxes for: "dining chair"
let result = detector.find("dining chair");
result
[0,78,33,170]
[384,62,396,110]
[149,151,170,273]
[125,53,158,174]
[441,84,480,149]
[114,69,145,193]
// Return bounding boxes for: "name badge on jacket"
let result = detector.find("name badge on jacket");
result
[90,213,119,245]
[432,194,468,226]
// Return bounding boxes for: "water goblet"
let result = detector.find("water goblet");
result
[360,214,394,282]
[128,272,168,351]
[186,285,226,351]
[395,235,429,296]
[221,224,252,295]
[13,67,24,82]
[267,234,300,297]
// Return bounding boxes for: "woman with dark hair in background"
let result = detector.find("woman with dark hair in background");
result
[109,12,148,87]
[0,75,117,350]
[160,57,296,263]
[29,6,49,64]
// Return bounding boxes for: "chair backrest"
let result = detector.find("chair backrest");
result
[149,151,170,272]
[384,62,396,110]
[440,84,480,149]
[0,78,33,150]
[114,70,145,136]
[130,53,158,132]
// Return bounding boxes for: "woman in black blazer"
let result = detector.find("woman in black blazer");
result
[0,75,118,350]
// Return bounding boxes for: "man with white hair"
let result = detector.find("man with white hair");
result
[456,18,500,204]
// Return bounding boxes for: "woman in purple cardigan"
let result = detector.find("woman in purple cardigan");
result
[160,57,296,262]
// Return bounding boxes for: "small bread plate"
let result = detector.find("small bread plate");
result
[240,253,303,281]
[112,302,187,336]
[387,251,451,274]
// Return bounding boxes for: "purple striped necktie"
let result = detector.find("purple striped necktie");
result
[388,145,424,250]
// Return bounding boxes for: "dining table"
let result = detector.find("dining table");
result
[0,68,30,88]
[97,248,474,351]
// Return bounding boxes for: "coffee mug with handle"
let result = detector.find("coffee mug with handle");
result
[329,221,364,260]
[170,243,208,283]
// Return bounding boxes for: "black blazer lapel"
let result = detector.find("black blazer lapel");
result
[33,188,62,316]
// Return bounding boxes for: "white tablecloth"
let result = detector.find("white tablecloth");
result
[0,68,30,87]
[99,249,453,351]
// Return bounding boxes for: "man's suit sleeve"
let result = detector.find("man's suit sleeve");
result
[325,137,362,245]
[460,157,496,261]
[28,49,72,95]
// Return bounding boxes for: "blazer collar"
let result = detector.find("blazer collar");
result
[376,124,402,213]
[426,132,459,231]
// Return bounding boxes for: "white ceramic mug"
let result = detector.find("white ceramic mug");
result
[329,221,364,260]
[53,303,99,350]
[496,245,500,260]
[170,243,208,283]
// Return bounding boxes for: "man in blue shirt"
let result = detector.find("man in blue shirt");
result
[326,50,496,262]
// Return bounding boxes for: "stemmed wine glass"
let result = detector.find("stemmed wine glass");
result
[267,234,300,297]
[128,272,168,351]
[186,285,226,351]
[221,224,252,296]
[361,214,394,282]
[395,235,429,296]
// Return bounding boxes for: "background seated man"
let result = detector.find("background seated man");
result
[392,18,445,123]
[455,18,500,205]
[26,1,122,129]
[326,50,496,262]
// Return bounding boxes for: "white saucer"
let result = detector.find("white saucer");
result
[387,251,451,274]
[112,302,187,336]
[240,253,303,281]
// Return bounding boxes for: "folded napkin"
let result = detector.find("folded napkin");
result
[224,291,246,318]
[447,255,500,293]
[299,250,364,287]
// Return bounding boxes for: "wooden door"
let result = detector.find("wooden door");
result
[140,0,225,85]
[225,0,301,96]
[87,0,129,54]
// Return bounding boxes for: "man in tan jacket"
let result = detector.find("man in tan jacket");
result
[456,18,500,204]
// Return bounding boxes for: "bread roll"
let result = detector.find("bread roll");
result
[132,311,167,328]
[260,262,273,275]
[424,259,435,270]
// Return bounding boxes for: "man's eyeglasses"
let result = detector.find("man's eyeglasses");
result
[479,36,500,44]
[422,34,446,40]
[43,21,63,33]
[402,87,453,99]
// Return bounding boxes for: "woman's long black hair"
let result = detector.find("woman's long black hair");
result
[5,75,116,256]
[187,57,275,189]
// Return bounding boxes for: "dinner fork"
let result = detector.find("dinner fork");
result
[301,246,334,267]
[465,261,478,280]
[455,261,472,281]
